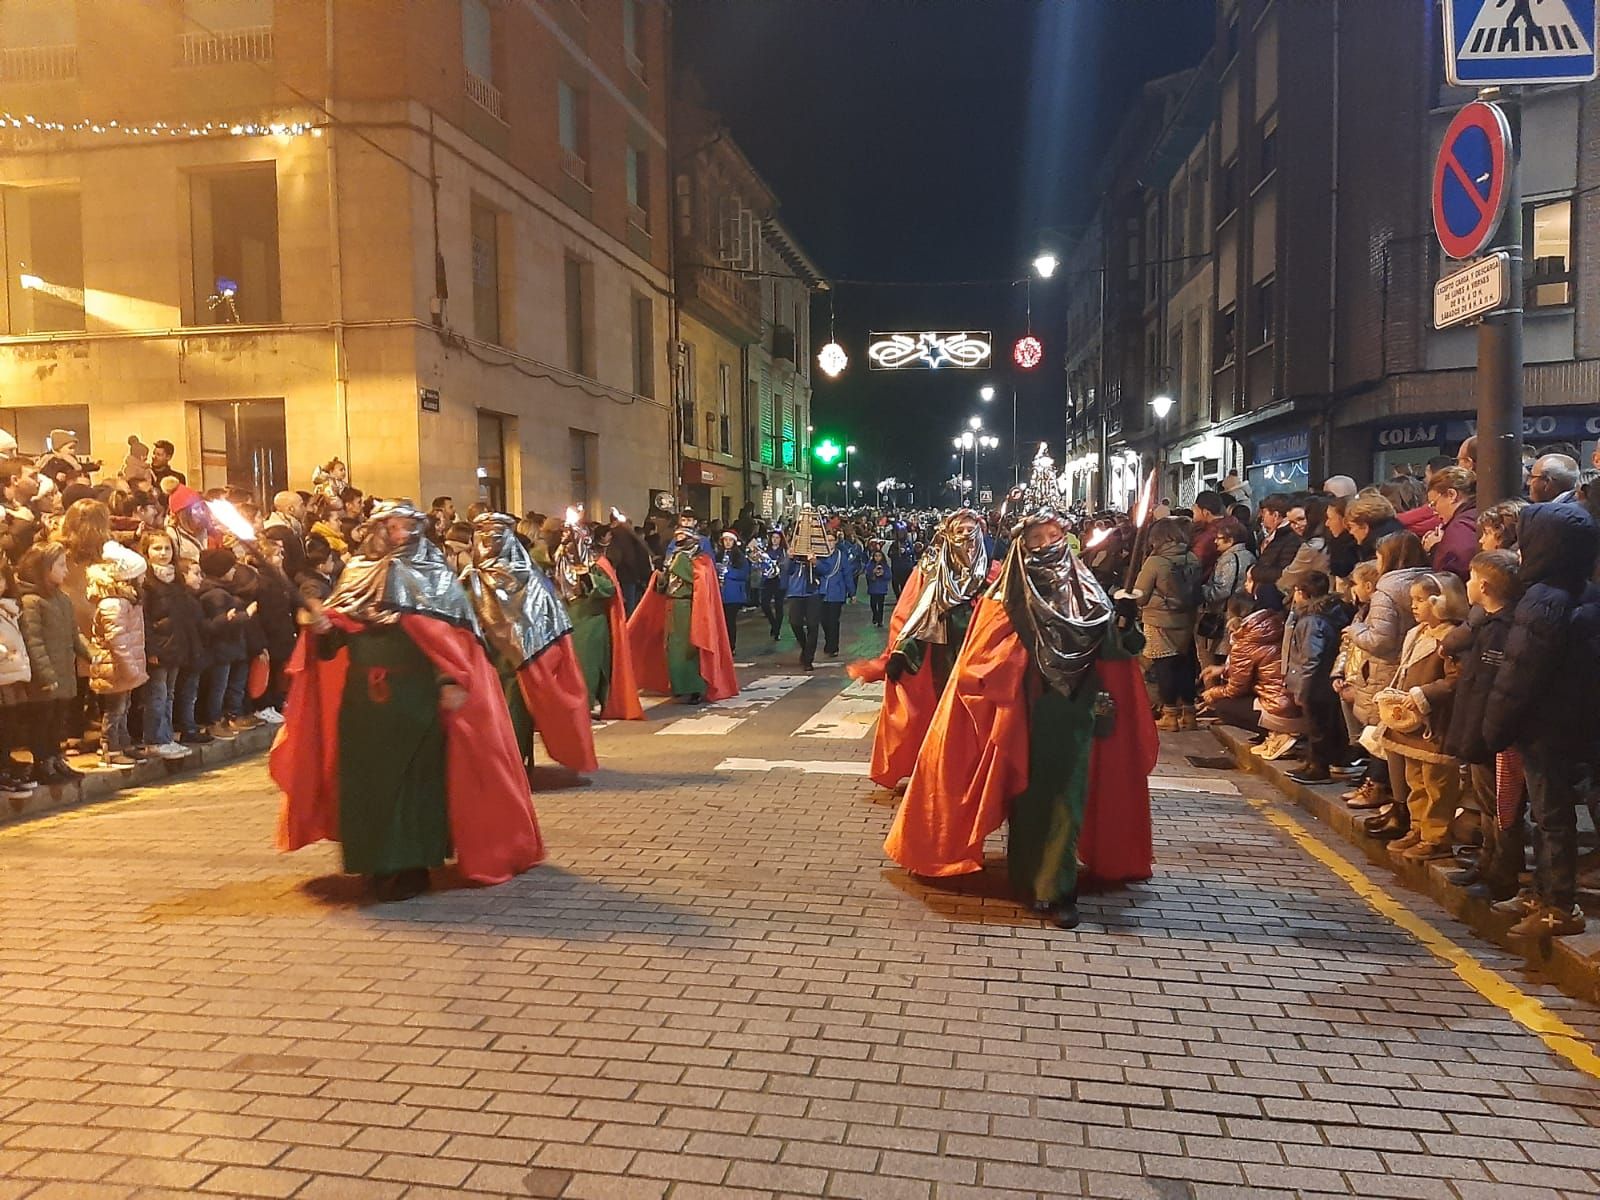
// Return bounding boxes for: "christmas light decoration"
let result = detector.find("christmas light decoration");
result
[867,330,992,371]
[0,110,322,139]
[817,341,848,378]
[1012,335,1043,370]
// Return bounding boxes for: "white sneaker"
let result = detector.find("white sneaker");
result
[255,707,284,724]
[158,742,192,759]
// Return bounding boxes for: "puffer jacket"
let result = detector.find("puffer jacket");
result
[1335,604,1387,728]
[1441,605,1512,765]
[1201,544,1256,611]
[86,562,149,695]
[1376,621,1459,764]
[1282,594,1349,707]
[1215,608,1290,713]
[1485,502,1600,754]
[18,580,86,700]
[0,597,30,689]
[1347,567,1429,664]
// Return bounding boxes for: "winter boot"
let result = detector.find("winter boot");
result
[1179,705,1199,731]
[1155,706,1183,732]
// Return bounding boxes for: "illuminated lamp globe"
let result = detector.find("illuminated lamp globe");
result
[1150,393,1175,420]
[1013,335,1044,370]
[817,341,848,379]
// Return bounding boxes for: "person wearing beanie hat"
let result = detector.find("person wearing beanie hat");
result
[164,480,209,563]
[120,435,153,495]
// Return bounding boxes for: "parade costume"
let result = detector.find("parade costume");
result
[554,517,643,719]
[461,513,598,775]
[272,502,542,895]
[628,523,739,702]
[850,510,991,791]
[885,465,1156,927]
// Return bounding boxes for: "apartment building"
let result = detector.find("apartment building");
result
[0,0,673,519]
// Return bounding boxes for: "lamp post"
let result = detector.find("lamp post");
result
[1150,393,1174,502]
[844,444,856,503]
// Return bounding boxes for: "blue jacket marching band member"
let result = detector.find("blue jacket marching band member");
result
[749,530,788,641]
[628,511,739,703]
[553,509,644,720]
[273,500,542,901]
[785,507,832,669]
[714,531,752,653]
[460,512,598,782]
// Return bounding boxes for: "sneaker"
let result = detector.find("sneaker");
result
[208,723,238,741]
[0,771,36,794]
[254,707,284,724]
[1344,780,1384,809]
[1260,734,1299,761]
[157,743,192,760]
[1491,889,1537,917]
[1508,905,1586,939]
[49,756,83,782]
[93,753,138,770]
[228,715,265,731]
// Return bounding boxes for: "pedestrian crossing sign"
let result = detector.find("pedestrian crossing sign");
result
[1445,0,1598,85]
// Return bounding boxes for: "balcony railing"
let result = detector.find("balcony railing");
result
[626,49,646,81]
[464,70,505,122]
[561,148,589,187]
[628,202,649,232]
[0,44,77,82]
[178,25,273,67]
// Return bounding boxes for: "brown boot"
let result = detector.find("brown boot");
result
[1155,706,1182,732]
[1179,705,1199,731]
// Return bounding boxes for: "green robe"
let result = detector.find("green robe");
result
[663,552,707,697]
[497,658,535,765]
[324,625,451,876]
[1006,625,1141,905]
[566,569,615,710]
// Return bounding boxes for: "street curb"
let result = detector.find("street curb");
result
[1,726,277,828]
[1209,725,1600,1005]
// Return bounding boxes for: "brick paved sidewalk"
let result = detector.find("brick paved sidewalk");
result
[1,602,1599,1199]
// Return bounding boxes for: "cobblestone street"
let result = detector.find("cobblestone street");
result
[4,604,1600,1200]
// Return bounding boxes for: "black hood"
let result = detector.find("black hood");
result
[1517,502,1599,591]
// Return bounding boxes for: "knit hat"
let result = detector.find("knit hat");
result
[165,480,201,512]
[47,428,76,450]
[199,548,236,579]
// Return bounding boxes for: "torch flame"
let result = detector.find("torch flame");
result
[1085,526,1111,550]
[610,507,627,523]
[207,499,256,542]
[1132,470,1156,528]
[564,505,582,527]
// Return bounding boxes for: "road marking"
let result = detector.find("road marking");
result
[716,757,869,777]
[655,674,811,736]
[794,678,882,740]
[1247,795,1600,1081]
[1148,775,1240,796]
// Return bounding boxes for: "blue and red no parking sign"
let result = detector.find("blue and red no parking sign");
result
[1432,100,1513,261]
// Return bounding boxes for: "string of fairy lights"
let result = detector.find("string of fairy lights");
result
[0,109,323,139]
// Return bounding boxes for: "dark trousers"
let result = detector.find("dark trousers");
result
[869,593,886,625]
[821,600,844,654]
[22,698,67,767]
[760,581,785,639]
[787,594,821,668]
[1470,762,1523,897]
[1524,746,1578,909]
[1209,694,1263,734]
[722,603,740,653]
[1151,652,1196,706]
[1302,691,1349,771]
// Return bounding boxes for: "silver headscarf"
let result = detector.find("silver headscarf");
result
[460,511,573,669]
[552,520,596,604]
[325,499,478,629]
[897,509,990,646]
[996,509,1112,696]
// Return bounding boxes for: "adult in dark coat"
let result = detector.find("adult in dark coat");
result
[605,517,654,616]
[1252,496,1302,587]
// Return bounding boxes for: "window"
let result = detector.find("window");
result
[1258,112,1279,181]
[3,185,84,333]
[569,428,595,510]
[1187,165,1208,252]
[461,0,502,118]
[622,0,644,78]
[469,198,504,344]
[1224,9,1241,62]
[196,399,286,499]
[477,411,506,512]
[1220,157,1240,220]
[632,294,654,398]
[1251,276,1275,347]
[1216,305,1238,367]
[1144,207,1161,304]
[558,81,588,183]
[625,145,649,229]
[1125,217,1140,283]
[718,361,732,454]
[1525,198,1573,309]
[564,256,590,375]
[681,341,696,446]
[190,164,281,324]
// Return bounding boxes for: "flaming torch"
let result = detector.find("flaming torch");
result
[207,499,256,543]
[1121,469,1161,592]
[609,507,628,524]
[1084,524,1112,551]
[564,505,583,528]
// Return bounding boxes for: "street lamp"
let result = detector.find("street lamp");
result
[1150,394,1174,421]
[1150,394,1174,501]
[979,385,996,402]
[1032,252,1059,279]
[844,444,856,501]
[967,415,982,431]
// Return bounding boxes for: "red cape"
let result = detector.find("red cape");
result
[595,557,644,720]
[885,596,1155,884]
[626,554,739,702]
[271,613,544,886]
[516,633,598,773]
[849,567,938,790]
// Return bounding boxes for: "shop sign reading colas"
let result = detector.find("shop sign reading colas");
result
[866,331,992,370]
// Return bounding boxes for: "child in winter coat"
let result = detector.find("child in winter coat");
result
[140,530,204,756]
[0,555,36,798]
[863,545,891,627]
[1378,572,1468,864]
[1331,561,1390,809]
[16,543,89,784]
[194,549,258,736]
[1279,571,1350,783]
[85,553,150,766]
[1441,551,1522,901]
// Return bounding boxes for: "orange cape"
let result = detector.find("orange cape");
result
[595,557,644,720]
[885,596,1155,884]
[626,553,739,702]
[849,567,937,790]
[515,634,598,773]
[271,613,545,885]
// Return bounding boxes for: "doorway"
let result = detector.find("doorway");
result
[195,399,286,499]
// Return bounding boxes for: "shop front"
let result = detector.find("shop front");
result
[1370,409,1600,481]
[1247,430,1311,500]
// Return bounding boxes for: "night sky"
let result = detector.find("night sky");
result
[675,0,1215,504]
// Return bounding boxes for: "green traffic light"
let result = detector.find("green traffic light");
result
[814,439,841,465]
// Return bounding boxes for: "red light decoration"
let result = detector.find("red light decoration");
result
[1013,335,1043,370]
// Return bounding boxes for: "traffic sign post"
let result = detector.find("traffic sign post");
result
[1472,94,1523,509]
[1444,0,1597,86]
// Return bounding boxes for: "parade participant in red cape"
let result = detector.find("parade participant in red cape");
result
[272,500,542,901]
[885,459,1156,929]
[553,509,644,720]
[627,510,738,704]
[849,508,993,790]
[460,511,598,780]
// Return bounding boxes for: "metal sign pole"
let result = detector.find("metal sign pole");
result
[1475,87,1523,508]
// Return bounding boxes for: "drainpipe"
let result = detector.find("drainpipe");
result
[1323,0,1341,480]
[325,0,351,472]
[664,4,684,509]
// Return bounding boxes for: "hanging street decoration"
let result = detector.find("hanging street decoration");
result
[1012,334,1044,370]
[817,341,848,379]
[0,110,323,139]
[867,330,992,371]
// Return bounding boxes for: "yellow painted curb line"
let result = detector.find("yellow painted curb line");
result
[1247,795,1600,1080]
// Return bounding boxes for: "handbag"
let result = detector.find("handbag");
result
[246,650,271,700]
[1374,687,1423,734]
[1196,610,1226,640]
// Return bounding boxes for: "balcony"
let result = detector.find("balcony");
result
[628,202,649,233]
[770,324,796,364]
[0,44,76,83]
[561,148,589,187]
[178,25,273,67]
[678,262,762,342]
[465,71,505,123]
